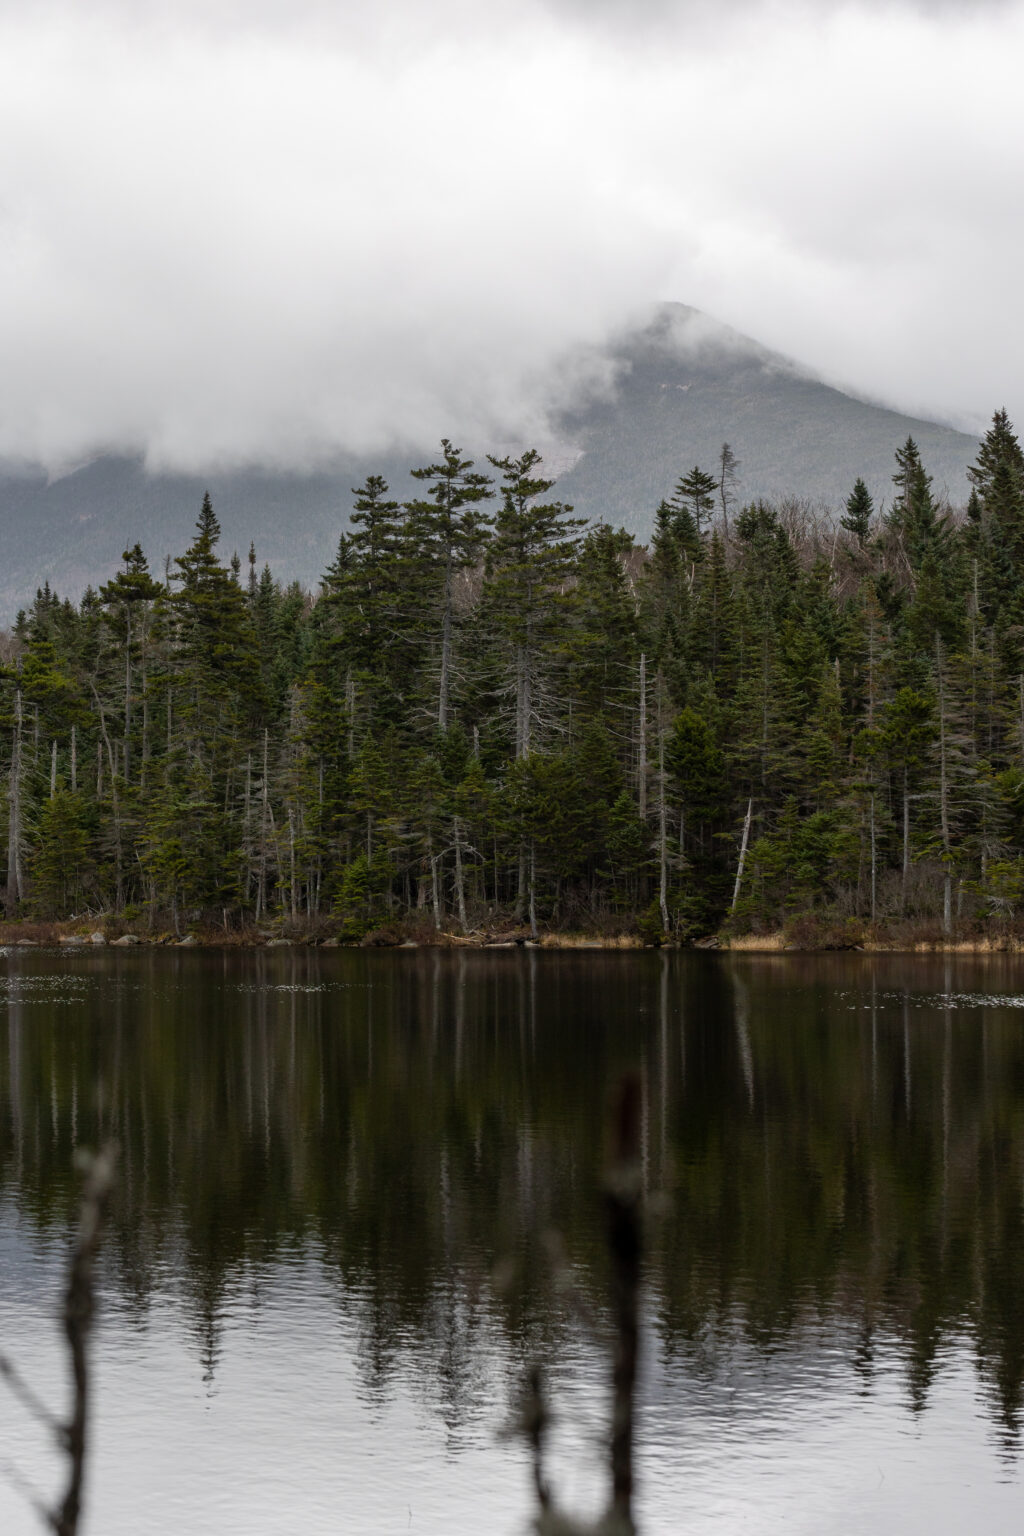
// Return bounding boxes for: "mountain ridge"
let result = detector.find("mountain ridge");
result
[0,303,981,618]
[552,303,978,533]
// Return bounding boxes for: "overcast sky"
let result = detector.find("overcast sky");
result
[0,0,1019,473]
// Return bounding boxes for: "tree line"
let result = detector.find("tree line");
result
[4,416,1024,939]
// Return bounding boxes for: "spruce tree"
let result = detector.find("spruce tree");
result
[968,410,1024,636]
[841,478,874,547]
[483,449,584,761]
[671,466,718,537]
[968,407,1024,506]
[342,475,412,700]
[888,438,946,572]
[405,442,493,732]
[99,544,162,786]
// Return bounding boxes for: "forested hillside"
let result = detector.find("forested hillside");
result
[3,416,1024,943]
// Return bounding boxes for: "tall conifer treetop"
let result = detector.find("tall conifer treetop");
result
[405,441,494,731]
[841,478,874,547]
[671,466,718,537]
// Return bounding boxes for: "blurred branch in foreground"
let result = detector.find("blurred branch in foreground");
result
[0,1145,116,1536]
[522,1073,642,1536]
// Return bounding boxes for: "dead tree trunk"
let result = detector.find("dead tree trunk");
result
[528,841,538,941]
[936,633,953,936]
[429,835,442,931]
[902,771,911,915]
[657,690,669,935]
[453,815,468,933]
[869,790,877,924]
[637,652,647,820]
[91,684,124,910]
[6,689,23,914]
[438,551,454,732]
[123,602,132,785]
[515,640,532,761]
[730,798,753,916]
[345,670,356,759]
[288,808,298,924]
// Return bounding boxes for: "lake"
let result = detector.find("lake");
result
[1,947,1022,1534]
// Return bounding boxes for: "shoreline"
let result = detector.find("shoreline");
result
[3,920,1024,954]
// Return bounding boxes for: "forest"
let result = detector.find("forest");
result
[3,413,1024,944]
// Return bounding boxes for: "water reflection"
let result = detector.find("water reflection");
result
[1,949,1024,1512]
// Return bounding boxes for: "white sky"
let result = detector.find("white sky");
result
[0,0,1018,472]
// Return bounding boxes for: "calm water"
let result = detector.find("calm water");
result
[1,947,1023,1534]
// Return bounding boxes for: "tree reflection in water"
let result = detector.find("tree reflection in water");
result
[2,948,1024,1453]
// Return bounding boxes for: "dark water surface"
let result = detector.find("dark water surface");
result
[1,947,1023,1534]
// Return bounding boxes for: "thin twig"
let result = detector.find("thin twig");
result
[0,1455,51,1526]
[0,1355,63,1443]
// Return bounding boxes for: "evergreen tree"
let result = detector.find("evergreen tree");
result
[841,478,874,547]
[968,410,1024,637]
[483,449,584,760]
[8,420,1024,938]
[336,476,413,706]
[671,466,718,537]
[968,407,1024,507]
[405,442,493,731]
[171,493,263,724]
[887,438,948,575]
[31,788,94,916]
[99,544,162,786]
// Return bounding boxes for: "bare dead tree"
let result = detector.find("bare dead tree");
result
[731,798,754,915]
[6,687,23,915]
[0,1145,116,1536]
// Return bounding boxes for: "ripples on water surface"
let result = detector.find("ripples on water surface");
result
[1,948,1023,1533]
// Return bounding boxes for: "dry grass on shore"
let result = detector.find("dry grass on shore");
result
[4,912,1024,955]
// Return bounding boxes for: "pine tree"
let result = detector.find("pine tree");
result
[405,442,493,731]
[338,476,413,707]
[968,407,1024,507]
[665,706,726,848]
[483,449,584,761]
[171,493,263,726]
[967,410,1024,636]
[32,789,94,916]
[671,467,718,537]
[841,478,874,547]
[568,524,639,801]
[887,438,947,574]
[99,544,162,786]
[642,503,692,699]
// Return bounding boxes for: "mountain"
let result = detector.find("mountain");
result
[553,304,979,532]
[0,303,980,619]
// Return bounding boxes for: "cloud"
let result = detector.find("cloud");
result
[0,0,1021,472]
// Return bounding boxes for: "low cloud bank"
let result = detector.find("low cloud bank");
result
[0,0,1020,473]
